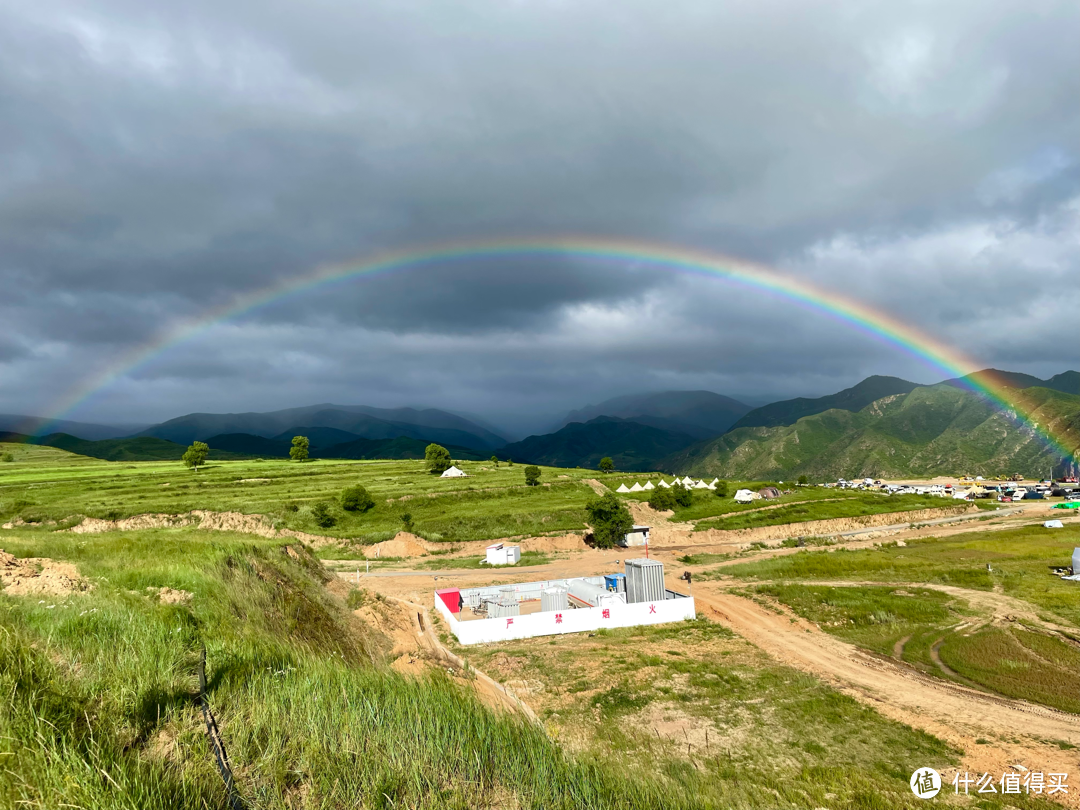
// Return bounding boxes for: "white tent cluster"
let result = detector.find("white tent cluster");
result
[616,477,719,493]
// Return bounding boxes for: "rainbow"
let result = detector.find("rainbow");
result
[32,237,1078,463]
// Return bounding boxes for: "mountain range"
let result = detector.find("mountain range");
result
[2,369,1076,476]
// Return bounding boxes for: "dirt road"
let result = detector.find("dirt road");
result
[692,584,1080,807]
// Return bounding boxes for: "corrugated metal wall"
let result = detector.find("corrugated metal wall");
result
[625,558,665,604]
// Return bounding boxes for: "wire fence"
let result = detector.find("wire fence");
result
[198,646,246,810]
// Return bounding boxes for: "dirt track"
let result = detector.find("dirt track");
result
[692,585,1080,808]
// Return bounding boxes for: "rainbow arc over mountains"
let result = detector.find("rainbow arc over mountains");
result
[36,237,1078,464]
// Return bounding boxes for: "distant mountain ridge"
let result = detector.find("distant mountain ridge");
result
[500,416,697,471]
[665,384,1080,479]
[0,414,151,441]
[559,390,751,439]
[138,404,506,451]
[729,376,920,432]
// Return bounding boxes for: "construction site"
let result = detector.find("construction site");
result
[433,558,696,644]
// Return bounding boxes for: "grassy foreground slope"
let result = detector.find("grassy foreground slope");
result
[666,385,1080,480]
[1,528,703,809]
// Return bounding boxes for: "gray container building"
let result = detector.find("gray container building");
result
[625,558,665,604]
[541,587,569,612]
[1073,547,1080,574]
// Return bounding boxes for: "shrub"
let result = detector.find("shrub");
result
[341,485,375,512]
[400,512,414,532]
[1,453,13,463]
[798,475,809,485]
[648,487,677,511]
[714,480,729,498]
[524,466,541,486]
[311,501,336,528]
[284,502,299,513]
[672,483,693,508]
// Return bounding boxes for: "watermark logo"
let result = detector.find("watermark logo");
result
[911,768,942,799]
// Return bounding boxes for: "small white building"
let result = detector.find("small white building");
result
[440,465,468,478]
[485,543,521,565]
[620,525,651,547]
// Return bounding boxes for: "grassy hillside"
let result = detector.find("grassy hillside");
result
[729,375,919,431]
[501,416,696,471]
[0,433,251,462]
[666,385,1080,479]
[560,390,750,438]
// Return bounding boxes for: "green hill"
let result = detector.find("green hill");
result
[500,416,696,471]
[729,375,919,431]
[665,385,1080,479]
[33,433,251,462]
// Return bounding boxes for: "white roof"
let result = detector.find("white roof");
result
[629,482,644,492]
[694,480,709,489]
[643,481,655,490]
[658,479,671,488]
[440,465,467,477]
[1044,520,1064,528]
[682,476,694,486]
[616,484,631,493]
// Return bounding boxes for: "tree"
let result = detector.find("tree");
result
[490,455,499,467]
[713,480,729,498]
[598,457,614,473]
[400,512,414,532]
[290,436,310,462]
[182,441,209,472]
[671,483,693,508]
[585,493,633,549]
[647,487,677,511]
[797,475,809,486]
[524,465,541,486]
[341,484,374,512]
[425,443,451,475]
[311,501,335,528]
[506,458,513,466]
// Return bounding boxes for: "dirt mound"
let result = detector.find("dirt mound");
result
[364,532,430,558]
[0,550,90,597]
[583,479,610,495]
[627,500,675,522]
[65,510,343,548]
[519,533,587,552]
[152,586,193,605]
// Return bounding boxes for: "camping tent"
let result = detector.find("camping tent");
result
[694,480,709,489]
[734,489,759,504]
[643,481,655,490]
[1043,520,1064,529]
[709,478,719,486]
[658,480,672,488]
[629,482,644,492]
[681,476,694,487]
[758,487,781,500]
[616,484,631,493]
[440,465,468,478]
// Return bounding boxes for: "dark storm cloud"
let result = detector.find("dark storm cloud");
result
[0,0,1077,426]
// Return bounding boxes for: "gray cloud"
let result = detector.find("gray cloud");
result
[0,0,1076,429]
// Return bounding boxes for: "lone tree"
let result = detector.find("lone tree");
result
[524,465,541,486]
[290,436,310,462]
[490,455,499,467]
[182,441,209,472]
[400,512,414,532]
[797,475,809,485]
[425,443,452,474]
[341,484,375,512]
[713,480,729,498]
[584,493,633,549]
[598,457,614,473]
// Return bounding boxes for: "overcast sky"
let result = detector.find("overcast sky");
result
[2,0,1077,434]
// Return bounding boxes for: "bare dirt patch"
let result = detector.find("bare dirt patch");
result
[152,586,193,605]
[364,532,431,558]
[582,478,610,496]
[0,549,90,597]
[65,510,343,548]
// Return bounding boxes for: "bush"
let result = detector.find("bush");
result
[341,485,375,512]
[585,493,633,549]
[284,502,299,513]
[713,480,729,498]
[311,501,336,528]
[400,512,414,532]
[648,487,677,511]
[524,466,541,486]
[672,483,694,508]
[1,453,13,463]
[798,475,809,485]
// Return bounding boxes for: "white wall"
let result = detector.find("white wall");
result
[435,589,696,645]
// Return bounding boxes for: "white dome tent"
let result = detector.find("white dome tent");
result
[643,481,655,490]
[440,465,468,478]
[616,484,631,493]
